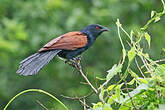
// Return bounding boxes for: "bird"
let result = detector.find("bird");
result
[16,24,109,76]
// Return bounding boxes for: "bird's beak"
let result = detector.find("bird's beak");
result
[101,26,109,31]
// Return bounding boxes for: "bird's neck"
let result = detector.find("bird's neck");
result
[81,31,96,41]
[81,30,98,40]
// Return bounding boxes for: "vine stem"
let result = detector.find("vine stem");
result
[123,81,137,110]
[141,0,165,31]
[3,89,68,110]
[116,19,126,64]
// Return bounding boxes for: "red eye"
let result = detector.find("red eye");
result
[96,26,99,30]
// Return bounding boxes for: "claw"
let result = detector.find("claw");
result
[65,56,82,69]
[75,56,82,64]
[65,59,76,67]
[77,56,82,61]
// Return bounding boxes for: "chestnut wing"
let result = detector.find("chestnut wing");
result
[39,32,87,52]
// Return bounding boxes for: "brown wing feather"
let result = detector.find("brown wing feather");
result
[39,32,87,52]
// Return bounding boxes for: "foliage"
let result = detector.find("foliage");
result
[91,0,165,110]
[0,0,165,110]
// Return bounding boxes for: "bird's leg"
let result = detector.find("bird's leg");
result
[75,56,82,63]
[65,58,77,68]
[65,56,82,69]
[74,56,82,70]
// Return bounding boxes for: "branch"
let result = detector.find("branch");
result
[135,58,145,78]
[61,94,92,109]
[123,81,137,110]
[36,100,49,110]
[83,98,87,110]
[66,58,98,94]
[61,91,94,100]
[78,67,98,94]
[139,56,153,76]
[154,59,165,63]
[141,5,165,31]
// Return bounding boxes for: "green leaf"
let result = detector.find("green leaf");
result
[128,47,136,62]
[99,88,104,102]
[93,102,103,109]
[127,79,135,85]
[130,30,134,43]
[137,78,148,84]
[159,104,165,110]
[96,77,106,81]
[151,10,155,18]
[115,85,121,101]
[129,69,139,79]
[123,84,148,103]
[116,19,122,27]
[122,48,126,63]
[100,64,122,88]
[106,85,115,91]
[106,64,122,82]
[162,48,165,52]
[154,16,160,22]
[144,32,151,48]
[103,103,112,110]
[155,65,165,78]
[107,95,115,104]
[119,105,131,110]
[144,53,150,58]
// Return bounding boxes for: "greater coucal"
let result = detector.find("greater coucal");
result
[16,24,109,75]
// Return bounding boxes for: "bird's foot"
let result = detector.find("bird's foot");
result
[65,56,82,69]
[75,56,82,64]
[65,59,77,67]
[73,56,82,69]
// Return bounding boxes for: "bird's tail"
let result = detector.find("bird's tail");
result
[16,50,61,76]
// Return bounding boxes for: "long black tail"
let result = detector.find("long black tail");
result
[16,50,61,76]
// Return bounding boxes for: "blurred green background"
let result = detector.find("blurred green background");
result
[0,0,164,109]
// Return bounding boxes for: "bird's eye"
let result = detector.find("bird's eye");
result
[96,26,99,30]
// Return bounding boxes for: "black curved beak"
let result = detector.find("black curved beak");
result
[101,26,109,31]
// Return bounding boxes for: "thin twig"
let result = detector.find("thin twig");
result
[61,91,94,100]
[141,58,165,69]
[80,82,89,85]
[108,95,132,108]
[117,73,137,110]
[127,40,145,78]
[118,53,123,65]
[144,57,154,76]
[126,40,146,78]
[67,58,98,94]
[98,81,107,90]
[83,98,87,110]
[139,56,153,76]
[93,72,99,91]
[122,88,134,90]
[135,58,145,78]
[124,82,137,110]
[78,98,90,109]
[154,59,165,63]
[141,2,165,31]
[61,95,92,109]
[78,67,98,94]
[127,39,153,76]
[36,100,49,110]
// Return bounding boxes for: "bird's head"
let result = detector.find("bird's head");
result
[81,24,109,38]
